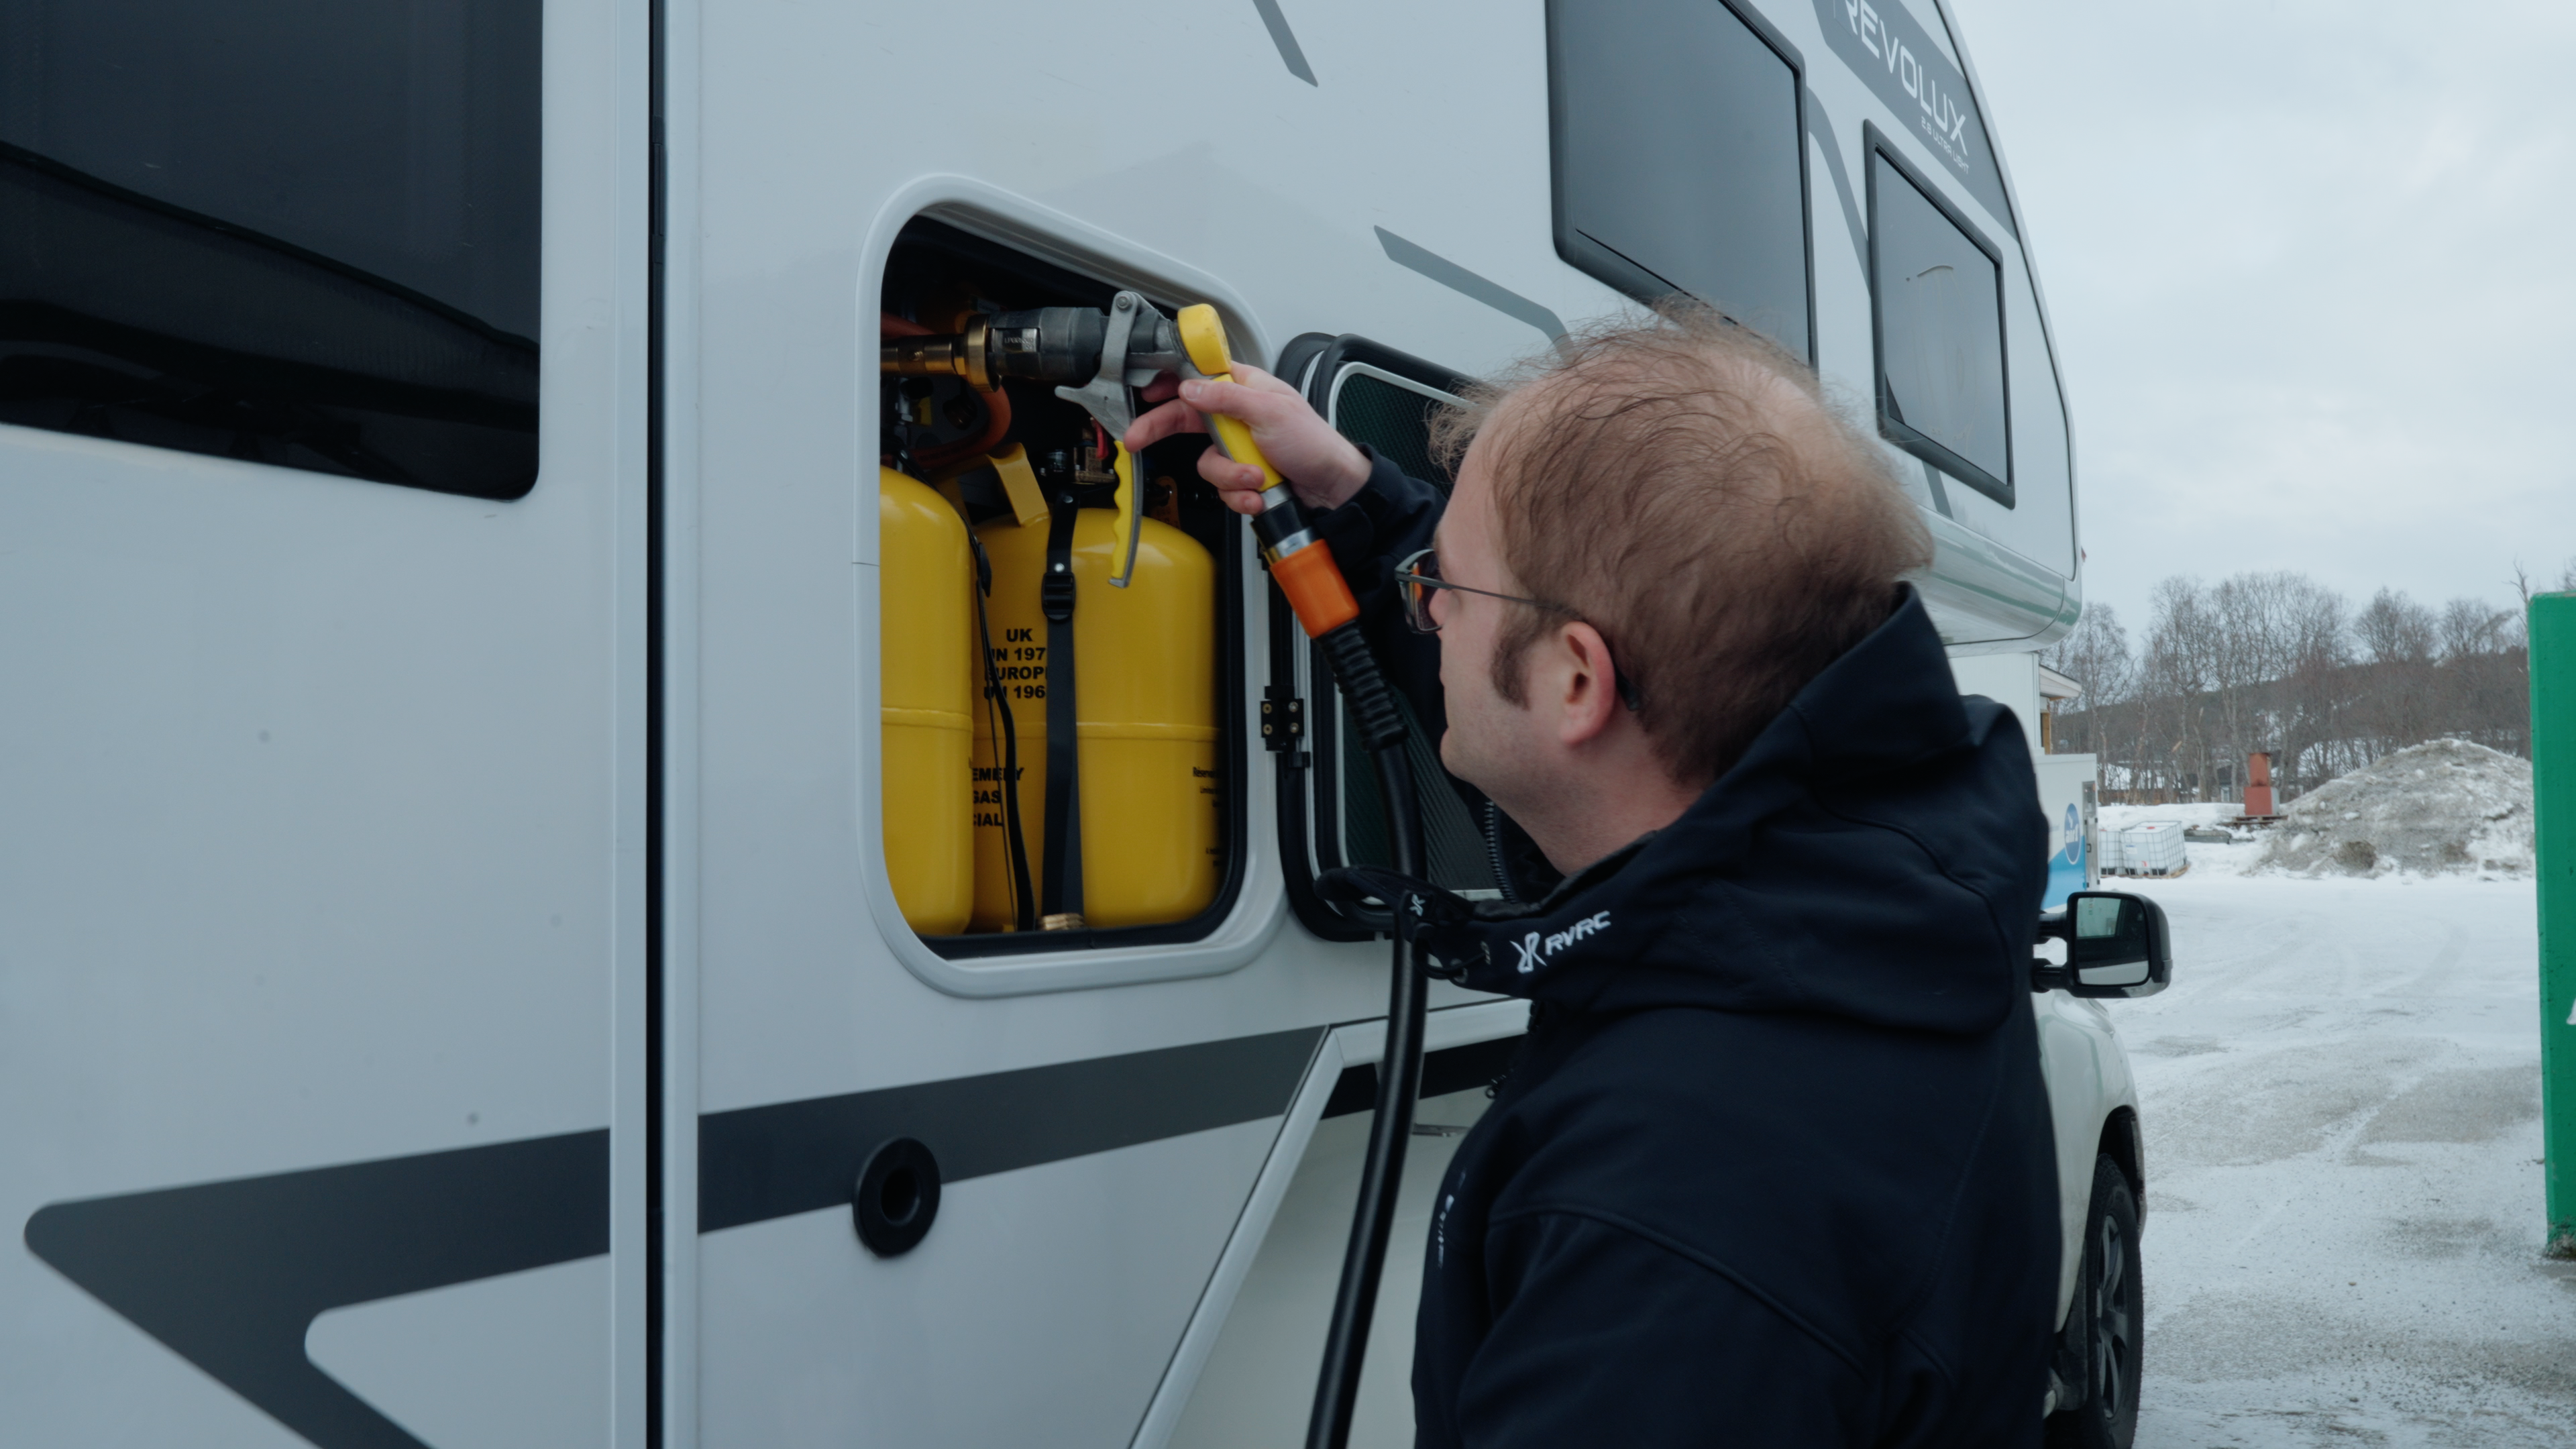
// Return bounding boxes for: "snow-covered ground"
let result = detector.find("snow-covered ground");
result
[2102,802,2247,835]
[2108,851,2567,1446]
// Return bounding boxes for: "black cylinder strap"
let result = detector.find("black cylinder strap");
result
[1038,489,1084,928]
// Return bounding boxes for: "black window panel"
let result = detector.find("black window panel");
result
[1547,0,1811,361]
[1271,335,1505,941]
[0,0,541,499]
[1320,370,1496,894]
[1868,135,2011,505]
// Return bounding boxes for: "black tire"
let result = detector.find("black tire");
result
[2044,1153,2143,1449]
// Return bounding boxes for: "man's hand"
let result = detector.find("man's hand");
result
[1124,364,1373,518]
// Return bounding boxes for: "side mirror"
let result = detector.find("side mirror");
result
[2033,891,2172,998]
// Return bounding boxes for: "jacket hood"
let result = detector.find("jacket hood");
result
[1413,587,2047,1036]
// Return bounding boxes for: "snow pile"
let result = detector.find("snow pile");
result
[2258,738,2534,877]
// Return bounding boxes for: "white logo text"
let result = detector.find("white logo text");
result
[1511,910,1613,973]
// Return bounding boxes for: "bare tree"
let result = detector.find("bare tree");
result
[2355,587,2436,665]
[2205,572,2325,794]
[2143,577,2224,798]
[2430,596,2529,755]
[2271,578,2353,792]
[2352,588,2440,759]
[2041,602,2133,760]
[2438,597,2512,659]
[2518,557,2576,600]
[2034,566,2536,804]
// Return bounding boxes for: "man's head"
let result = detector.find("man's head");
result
[1424,302,1931,869]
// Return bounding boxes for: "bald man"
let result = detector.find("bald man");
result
[1130,303,2057,1448]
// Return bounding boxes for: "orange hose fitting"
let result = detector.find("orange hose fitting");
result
[1270,545,1361,638]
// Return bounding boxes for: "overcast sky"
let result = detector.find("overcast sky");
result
[1944,0,2576,637]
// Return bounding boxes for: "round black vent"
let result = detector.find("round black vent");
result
[851,1137,941,1257]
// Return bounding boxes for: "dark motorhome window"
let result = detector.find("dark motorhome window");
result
[1868,134,2012,506]
[0,0,541,499]
[1545,0,1812,361]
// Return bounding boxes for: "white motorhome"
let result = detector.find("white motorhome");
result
[1,0,2149,1445]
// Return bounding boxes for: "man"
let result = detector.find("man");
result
[1129,304,2057,1446]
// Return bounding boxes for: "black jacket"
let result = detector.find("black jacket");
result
[1310,458,2060,1446]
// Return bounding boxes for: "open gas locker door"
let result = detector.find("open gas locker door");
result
[1267,334,1536,941]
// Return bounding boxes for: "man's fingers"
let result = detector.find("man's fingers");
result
[1226,362,1296,397]
[1195,443,1269,494]
[1128,358,1335,511]
[1177,376,1293,426]
[1122,395,1207,453]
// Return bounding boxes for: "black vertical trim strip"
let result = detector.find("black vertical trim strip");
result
[1794,61,1819,370]
[645,0,670,1434]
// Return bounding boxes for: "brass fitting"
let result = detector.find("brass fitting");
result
[879,315,995,390]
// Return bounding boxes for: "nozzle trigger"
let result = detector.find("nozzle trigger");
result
[1108,443,1143,588]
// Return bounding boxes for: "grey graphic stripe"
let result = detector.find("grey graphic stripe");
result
[1375,227,1568,345]
[1322,1034,1521,1118]
[1805,94,1868,280]
[700,1025,1324,1230]
[21,1026,1328,1449]
[1250,0,1318,85]
[25,1130,610,1449]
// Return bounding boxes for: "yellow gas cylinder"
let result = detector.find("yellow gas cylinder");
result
[971,508,1218,931]
[879,467,975,935]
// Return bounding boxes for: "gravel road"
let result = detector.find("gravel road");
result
[2112,867,2571,1447]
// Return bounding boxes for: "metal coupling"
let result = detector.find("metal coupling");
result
[879,315,996,390]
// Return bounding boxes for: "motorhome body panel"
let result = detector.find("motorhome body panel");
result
[6,1,2097,1445]
[0,0,652,1442]
[690,3,2086,1444]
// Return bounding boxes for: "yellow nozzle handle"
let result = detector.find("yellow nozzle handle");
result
[1177,305,1285,490]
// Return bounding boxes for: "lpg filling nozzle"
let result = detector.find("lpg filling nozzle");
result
[883,297,1197,590]
[890,300,1428,1449]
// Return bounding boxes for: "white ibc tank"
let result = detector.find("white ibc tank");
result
[2121,820,2187,875]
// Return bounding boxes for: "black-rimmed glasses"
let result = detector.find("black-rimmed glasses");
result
[1393,547,1643,712]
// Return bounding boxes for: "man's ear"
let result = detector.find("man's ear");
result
[1552,621,1624,748]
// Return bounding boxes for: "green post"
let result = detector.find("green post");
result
[2536,594,2576,1252]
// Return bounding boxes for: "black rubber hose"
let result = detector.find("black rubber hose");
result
[1305,621,1429,1449]
[968,533,1036,932]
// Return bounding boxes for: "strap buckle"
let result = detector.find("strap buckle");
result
[1040,558,1075,623]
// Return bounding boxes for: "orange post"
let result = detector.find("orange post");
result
[2243,751,2275,818]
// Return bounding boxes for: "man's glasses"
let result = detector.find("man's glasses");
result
[1392,547,1643,712]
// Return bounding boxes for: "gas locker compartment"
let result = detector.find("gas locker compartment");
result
[874,219,1247,957]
